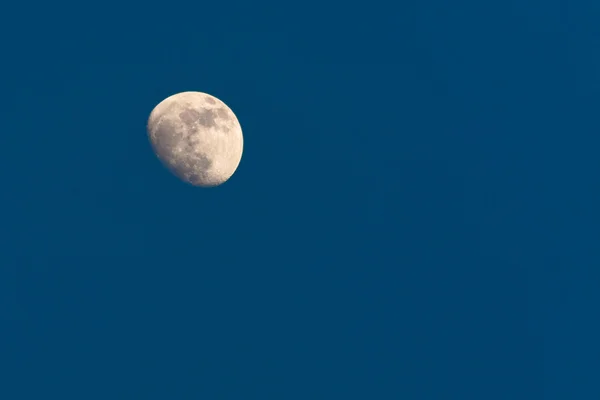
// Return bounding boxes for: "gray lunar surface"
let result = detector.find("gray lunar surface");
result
[147,91,244,187]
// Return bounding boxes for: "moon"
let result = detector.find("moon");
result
[147,91,244,187]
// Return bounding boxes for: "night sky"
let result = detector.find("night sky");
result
[2,0,599,398]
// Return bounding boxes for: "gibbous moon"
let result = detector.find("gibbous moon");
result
[147,91,243,187]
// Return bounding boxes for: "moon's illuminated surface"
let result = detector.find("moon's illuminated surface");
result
[147,91,243,187]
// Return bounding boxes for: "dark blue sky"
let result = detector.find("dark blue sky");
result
[2,1,599,399]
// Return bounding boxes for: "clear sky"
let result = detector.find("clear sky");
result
[2,1,599,399]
